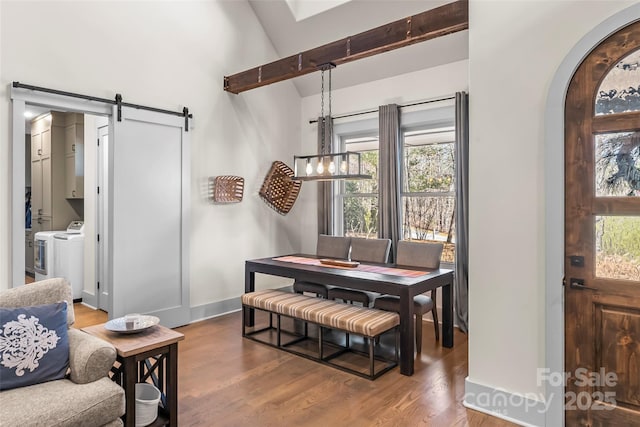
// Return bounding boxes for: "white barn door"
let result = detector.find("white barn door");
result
[109,106,190,328]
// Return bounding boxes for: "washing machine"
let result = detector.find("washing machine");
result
[54,221,85,299]
[34,230,65,281]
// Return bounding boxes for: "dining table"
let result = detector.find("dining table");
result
[244,254,455,376]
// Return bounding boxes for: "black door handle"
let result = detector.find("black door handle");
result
[569,278,598,291]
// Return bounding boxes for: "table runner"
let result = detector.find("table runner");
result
[273,255,430,278]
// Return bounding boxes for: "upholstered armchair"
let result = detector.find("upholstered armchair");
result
[0,278,125,426]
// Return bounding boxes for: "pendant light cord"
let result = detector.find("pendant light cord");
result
[328,67,332,153]
[320,68,326,155]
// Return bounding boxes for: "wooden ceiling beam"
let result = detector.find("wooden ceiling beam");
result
[223,0,468,94]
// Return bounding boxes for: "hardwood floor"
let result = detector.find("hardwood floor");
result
[74,304,515,427]
[73,302,109,328]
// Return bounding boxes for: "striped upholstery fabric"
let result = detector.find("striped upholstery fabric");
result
[242,290,399,337]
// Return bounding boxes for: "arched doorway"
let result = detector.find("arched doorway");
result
[565,20,640,425]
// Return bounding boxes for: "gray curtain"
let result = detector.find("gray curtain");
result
[454,92,469,333]
[378,104,402,261]
[317,115,334,235]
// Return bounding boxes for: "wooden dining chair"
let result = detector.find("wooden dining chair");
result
[293,234,351,298]
[327,237,391,306]
[373,241,443,352]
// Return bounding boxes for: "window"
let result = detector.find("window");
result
[595,48,640,116]
[336,134,379,238]
[401,126,456,263]
[332,105,457,264]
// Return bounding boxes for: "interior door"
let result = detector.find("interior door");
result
[109,106,190,328]
[565,21,640,426]
[97,126,110,312]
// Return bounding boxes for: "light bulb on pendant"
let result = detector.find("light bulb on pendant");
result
[340,157,348,173]
[316,159,324,174]
[328,160,336,174]
[305,160,313,176]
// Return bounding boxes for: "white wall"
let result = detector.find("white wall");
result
[0,2,302,311]
[299,59,469,253]
[467,0,636,418]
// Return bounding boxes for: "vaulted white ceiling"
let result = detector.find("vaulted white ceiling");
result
[248,0,469,97]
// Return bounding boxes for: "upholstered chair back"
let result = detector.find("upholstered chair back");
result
[396,241,443,270]
[317,234,351,259]
[350,237,391,263]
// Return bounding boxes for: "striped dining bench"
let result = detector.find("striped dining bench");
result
[242,289,400,379]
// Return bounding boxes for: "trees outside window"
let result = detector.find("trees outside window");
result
[339,137,379,238]
[401,128,456,262]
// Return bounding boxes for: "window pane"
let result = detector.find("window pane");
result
[596,48,640,115]
[343,196,378,238]
[595,132,640,197]
[344,150,378,194]
[403,133,455,193]
[595,216,640,280]
[401,196,455,263]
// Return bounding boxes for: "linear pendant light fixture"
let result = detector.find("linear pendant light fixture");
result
[293,63,372,181]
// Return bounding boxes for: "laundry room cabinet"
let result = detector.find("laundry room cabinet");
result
[30,112,80,234]
[64,114,84,199]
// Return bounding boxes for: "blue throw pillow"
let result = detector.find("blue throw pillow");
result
[0,302,69,391]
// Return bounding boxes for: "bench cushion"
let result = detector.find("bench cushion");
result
[242,290,399,337]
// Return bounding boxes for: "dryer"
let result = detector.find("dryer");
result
[54,221,85,299]
[34,230,65,281]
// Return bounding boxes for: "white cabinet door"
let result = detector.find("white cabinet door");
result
[41,154,52,218]
[64,123,84,199]
[108,106,190,328]
[31,132,41,161]
[31,154,42,219]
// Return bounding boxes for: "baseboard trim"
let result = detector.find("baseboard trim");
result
[190,297,242,323]
[189,285,294,323]
[463,378,546,427]
[81,290,97,308]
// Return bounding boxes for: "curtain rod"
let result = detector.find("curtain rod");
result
[308,95,455,124]
[13,81,193,130]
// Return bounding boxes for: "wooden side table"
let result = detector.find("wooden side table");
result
[81,323,185,427]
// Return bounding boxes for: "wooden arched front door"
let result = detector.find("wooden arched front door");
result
[565,20,640,425]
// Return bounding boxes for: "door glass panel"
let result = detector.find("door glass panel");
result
[596,48,640,115]
[595,132,640,197]
[595,216,640,280]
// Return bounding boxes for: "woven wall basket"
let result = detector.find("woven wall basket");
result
[259,161,302,215]
[211,175,244,203]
